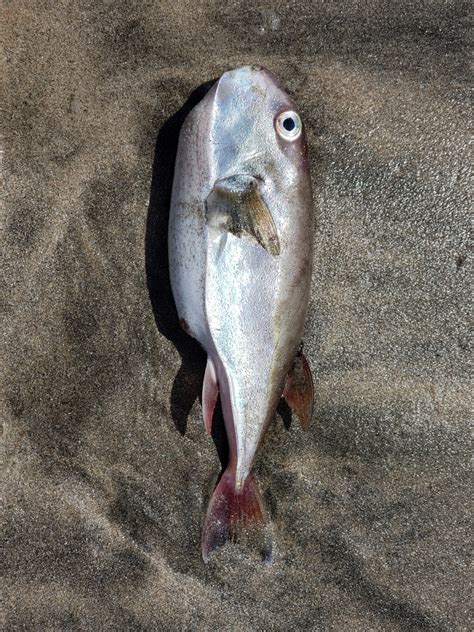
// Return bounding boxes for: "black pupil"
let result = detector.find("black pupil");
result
[282,116,296,132]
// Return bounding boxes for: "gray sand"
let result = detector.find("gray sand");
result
[3,1,472,630]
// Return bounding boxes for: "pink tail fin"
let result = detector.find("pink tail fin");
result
[201,470,272,564]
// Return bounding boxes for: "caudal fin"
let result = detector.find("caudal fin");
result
[202,470,272,564]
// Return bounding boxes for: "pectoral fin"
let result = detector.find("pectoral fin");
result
[283,349,314,430]
[205,175,280,256]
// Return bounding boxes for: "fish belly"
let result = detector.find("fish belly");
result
[169,110,211,345]
[205,231,281,485]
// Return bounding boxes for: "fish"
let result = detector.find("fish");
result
[168,66,314,563]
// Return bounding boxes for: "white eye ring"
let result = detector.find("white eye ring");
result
[275,110,302,140]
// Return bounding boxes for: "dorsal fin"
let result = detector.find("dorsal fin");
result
[282,349,314,430]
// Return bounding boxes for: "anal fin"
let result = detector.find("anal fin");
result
[202,357,218,434]
[283,349,314,431]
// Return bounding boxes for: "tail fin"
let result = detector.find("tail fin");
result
[201,470,272,564]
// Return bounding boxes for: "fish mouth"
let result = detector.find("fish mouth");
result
[218,65,280,89]
[223,64,271,75]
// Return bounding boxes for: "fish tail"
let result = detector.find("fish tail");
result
[201,469,272,564]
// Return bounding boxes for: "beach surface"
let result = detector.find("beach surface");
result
[3,1,471,630]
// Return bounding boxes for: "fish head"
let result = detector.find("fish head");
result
[203,66,310,193]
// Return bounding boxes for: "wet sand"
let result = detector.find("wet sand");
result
[3,1,471,630]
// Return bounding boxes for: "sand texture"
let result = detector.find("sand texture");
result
[3,1,472,630]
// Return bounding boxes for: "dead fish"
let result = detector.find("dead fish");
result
[169,66,314,563]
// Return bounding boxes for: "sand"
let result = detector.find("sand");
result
[3,1,471,630]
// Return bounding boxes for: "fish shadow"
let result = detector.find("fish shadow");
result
[277,398,293,430]
[145,79,229,468]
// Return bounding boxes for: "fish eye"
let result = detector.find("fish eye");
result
[275,111,302,140]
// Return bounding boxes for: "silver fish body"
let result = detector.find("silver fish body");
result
[169,66,313,561]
